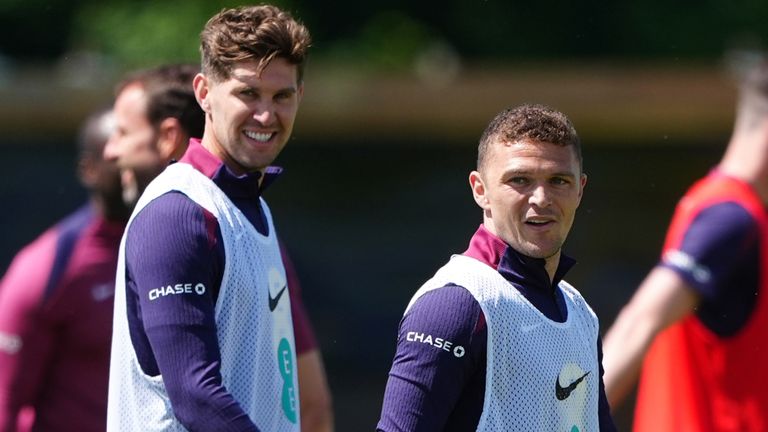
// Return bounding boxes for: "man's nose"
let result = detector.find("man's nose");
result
[103,135,120,161]
[529,184,552,207]
[252,104,275,126]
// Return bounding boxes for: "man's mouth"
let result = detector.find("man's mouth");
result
[244,130,275,142]
[525,218,554,227]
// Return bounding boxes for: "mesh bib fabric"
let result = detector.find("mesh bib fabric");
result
[407,254,599,431]
[107,163,299,431]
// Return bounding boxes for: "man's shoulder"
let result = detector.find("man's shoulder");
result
[413,255,501,299]
[0,226,59,307]
[0,207,96,299]
[408,284,481,316]
[127,191,217,249]
[556,280,599,331]
[7,223,61,268]
[673,201,758,246]
[404,284,485,338]
[132,191,202,224]
[137,162,218,207]
[684,174,762,216]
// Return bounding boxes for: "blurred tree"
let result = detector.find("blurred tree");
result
[1,0,767,68]
[72,0,241,67]
[0,0,76,61]
[322,10,438,70]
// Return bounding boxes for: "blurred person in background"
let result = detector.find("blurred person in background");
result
[105,5,331,430]
[603,55,768,431]
[0,108,128,432]
[378,104,615,431]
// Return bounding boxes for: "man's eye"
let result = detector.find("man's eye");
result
[509,177,528,185]
[275,91,294,102]
[551,177,569,185]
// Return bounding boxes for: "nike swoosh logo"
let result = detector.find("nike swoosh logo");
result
[268,285,287,312]
[555,371,590,400]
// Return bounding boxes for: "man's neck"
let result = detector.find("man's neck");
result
[719,131,768,205]
[543,253,560,284]
[91,196,129,223]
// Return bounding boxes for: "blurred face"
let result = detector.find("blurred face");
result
[86,151,129,220]
[193,57,303,175]
[470,139,586,268]
[103,83,163,206]
[79,113,129,220]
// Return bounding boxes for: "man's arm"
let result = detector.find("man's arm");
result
[603,202,759,408]
[377,285,485,432]
[126,193,258,431]
[596,336,618,431]
[0,230,58,431]
[297,351,333,432]
[602,266,699,407]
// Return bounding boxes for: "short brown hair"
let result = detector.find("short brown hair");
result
[116,64,204,139]
[200,4,311,83]
[477,104,582,171]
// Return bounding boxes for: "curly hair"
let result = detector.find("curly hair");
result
[477,104,582,172]
[200,4,312,83]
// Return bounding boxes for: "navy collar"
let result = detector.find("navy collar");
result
[463,224,576,294]
[178,138,283,198]
[498,243,576,295]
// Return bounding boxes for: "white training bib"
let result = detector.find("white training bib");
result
[407,254,599,432]
[107,163,299,431]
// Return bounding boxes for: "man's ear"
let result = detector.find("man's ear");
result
[156,117,187,162]
[193,73,210,113]
[297,82,304,104]
[579,172,588,200]
[469,171,491,211]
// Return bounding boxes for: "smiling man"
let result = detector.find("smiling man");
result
[106,5,313,431]
[378,104,616,431]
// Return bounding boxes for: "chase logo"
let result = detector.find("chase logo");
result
[149,283,206,301]
[406,331,465,358]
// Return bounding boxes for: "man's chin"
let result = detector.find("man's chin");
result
[520,244,562,261]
